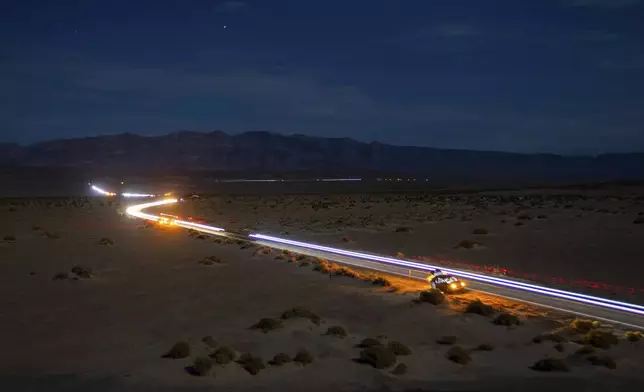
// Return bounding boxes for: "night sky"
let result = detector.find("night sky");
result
[2,0,643,154]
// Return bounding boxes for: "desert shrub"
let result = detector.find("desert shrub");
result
[202,336,217,348]
[295,254,307,261]
[293,349,313,366]
[163,341,190,359]
[261,247,271,254]
[446,346,471,365]
[3,235,16,242]
[281,307,321,325]
[517,214,532,220]
[554,343,565,352]
[211,346,236,364]
[537,215,548,219]
[625,331,642,342]
[395,252,405,258]
[199,256,222,265]
[223,237,236,244]
[588,355,616,369]
[533,333,567,344]
[395,227,410,233]
[334,267,360,279]
[313,260,332,273]
[465,299,495,316]
[472,228,489,235]
[269,353,292,366]
[454,239,482,249]
[324,326,347,338]
[515,222,524,226]
[357,338,383,348]
[418,289,445,305]
[299,261,310,267]
[32,226,43,232]
[530,358,569,372]
[583,330,618,349]
[98,237,114,246]
[236,353,265,375]
[212,238,223,244]
[341,236,351,242]
[391,363,408,375]
[371,276,392,287]
[493,313,521,326]
[474,343,494,351]
[359,346,396,369]
[633,217,644,224]
[251,318,284,333]
[53,272,69,280]
[575,345,595,355]
[436,336,457,345]
[274,254,285,260]
[240,242,253,249]
[44,231,60,239]
[196,234,208,240]
[571,318,600,333]
[189,356,213,376]
[388,341,412,355]
[71,265,92,279]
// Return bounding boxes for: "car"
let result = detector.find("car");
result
[157,213,178,226]
[427,269,466,294]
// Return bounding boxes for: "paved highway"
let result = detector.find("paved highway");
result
[122,195,644,330]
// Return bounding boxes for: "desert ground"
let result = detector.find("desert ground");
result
[1,186,644,391]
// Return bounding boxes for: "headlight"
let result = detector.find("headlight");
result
[450,283,457,289]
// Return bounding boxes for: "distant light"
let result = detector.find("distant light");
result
[122,192,155,198]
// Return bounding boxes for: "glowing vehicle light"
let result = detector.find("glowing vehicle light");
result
[123,192,155,198]
[91,185,112,196]
[450,283,457,289]
[249,233,644,316]
[124,198,225,233]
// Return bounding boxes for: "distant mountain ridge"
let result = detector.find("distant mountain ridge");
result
[1,131,643,182]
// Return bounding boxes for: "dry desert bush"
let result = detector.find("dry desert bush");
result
[250,318,284,333]
[281,306,321,325]
[292,349,313,366]
[530,358,569,372]
[163,341,190,359]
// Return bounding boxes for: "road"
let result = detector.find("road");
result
[123,196,644,330]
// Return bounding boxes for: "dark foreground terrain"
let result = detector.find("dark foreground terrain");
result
[1,188,643,391]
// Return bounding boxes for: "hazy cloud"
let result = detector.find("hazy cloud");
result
[215,1,248,12]
[575,30,619,42]
[432,23,480,38]
[598,59,644,70]
[562,0,641,8]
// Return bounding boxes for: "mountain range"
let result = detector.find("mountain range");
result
[1,131,643,183]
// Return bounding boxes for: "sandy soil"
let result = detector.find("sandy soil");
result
[0,194,643,391]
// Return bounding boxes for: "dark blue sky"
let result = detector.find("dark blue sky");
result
[2,0,643,153]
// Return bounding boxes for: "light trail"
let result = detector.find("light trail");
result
[91,185,116,196]
[250,233,644,316]
[124,198,225,233]
[90,184,155,198]
[94,184,644,326]
[122,192,155,198]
